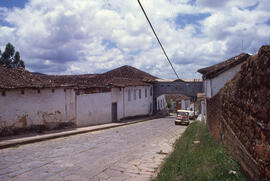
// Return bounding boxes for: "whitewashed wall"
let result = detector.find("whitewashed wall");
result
[205,63,243,98]
[0,85,155,131]
[201,100,206,116]
[76,92,112,127]
[181,99,191,110]
[111,88,124,120]
[0,88,76,130]
[123,86,153,117]
[156,94,167,111]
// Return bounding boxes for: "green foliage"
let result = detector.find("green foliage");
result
[153,122,246,181]
[0,43,25,68]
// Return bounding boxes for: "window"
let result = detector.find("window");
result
[21,90,24,94]
[37,89,40,93]
[128,89,131,101]
[139,89,141,99]
[52,89,55,93]
[150,87,153,96]
[2,91,5,96]
[145,88,147,98]
[133,89,136,100]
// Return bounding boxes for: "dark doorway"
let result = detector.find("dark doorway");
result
[153,98,157,113]
[112,102,117,122]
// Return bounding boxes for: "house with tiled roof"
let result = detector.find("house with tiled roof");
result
[0,65,159,135]
[165,94,191,112]
[198,53,250,98]
[197,53,250,120]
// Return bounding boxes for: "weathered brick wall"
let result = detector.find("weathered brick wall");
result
[206,45,270,180]
[206,94,222,140]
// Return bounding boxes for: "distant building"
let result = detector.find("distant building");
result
[197,93,206,116]
[153,79,203,98]
[165,94,191,112]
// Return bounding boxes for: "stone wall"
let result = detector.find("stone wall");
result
[206,45,270,180]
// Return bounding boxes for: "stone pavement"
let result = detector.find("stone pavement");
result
[0,116,158,149]
[0,117,187,181]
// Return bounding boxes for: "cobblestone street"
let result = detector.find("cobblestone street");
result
[0,117,187,181]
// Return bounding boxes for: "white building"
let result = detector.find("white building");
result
[198,53,250,98]
[156,94,167,111]
[197,53,250,118]
[0,65,155,135]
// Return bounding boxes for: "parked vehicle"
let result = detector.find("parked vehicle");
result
[175,110,190,125]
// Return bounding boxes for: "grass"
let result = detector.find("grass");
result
[153,121,246,181]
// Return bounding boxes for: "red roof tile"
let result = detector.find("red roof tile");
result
[0,65,157,89]
[0,65,52,89]
[165,94,190,101]
[198,53,250,79]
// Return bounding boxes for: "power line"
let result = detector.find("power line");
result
[137,0,180,79]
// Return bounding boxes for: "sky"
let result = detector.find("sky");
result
[0,0,270,79]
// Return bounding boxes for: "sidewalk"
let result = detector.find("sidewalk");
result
[0,115,163,149]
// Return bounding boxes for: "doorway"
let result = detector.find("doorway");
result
[112,102,117,122]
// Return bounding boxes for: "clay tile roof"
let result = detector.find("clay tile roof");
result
[197,93,205,99]
[0,65,52,89]
[91,65,159,87]
[197,53,250,79]
[38,74,101,88]
[0,65,158,89]
[102,65,158,82]
[165,94,190,101]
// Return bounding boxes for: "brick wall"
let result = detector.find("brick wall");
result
[206,45,270,180]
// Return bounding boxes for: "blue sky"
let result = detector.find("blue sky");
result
[0,0,270,79]
[0,0,27,9]
[175,13,211,28]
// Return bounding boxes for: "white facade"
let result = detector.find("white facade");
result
[156,94,167,111]
[123,86,153,117]
[77,92,112,127]
[204,63,243,98]
[111,88,125,120]
[0,88,76,130]
[111,86,153,120]
[201,100,206,116]
[0,85,154,131]
[181,99,191,110]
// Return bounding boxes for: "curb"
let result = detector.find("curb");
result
[0,115,166,149]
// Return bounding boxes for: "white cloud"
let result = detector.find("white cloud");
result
[0,0,269,79]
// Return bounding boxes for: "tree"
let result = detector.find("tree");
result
[0,43,25,68]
